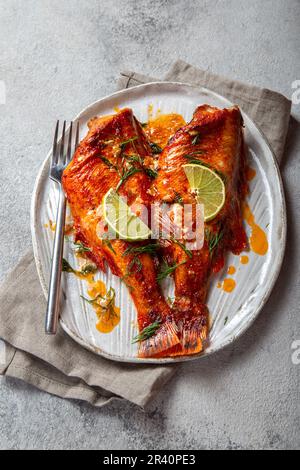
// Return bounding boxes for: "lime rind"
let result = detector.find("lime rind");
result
[183,164,225,222]
[103,188,151,241]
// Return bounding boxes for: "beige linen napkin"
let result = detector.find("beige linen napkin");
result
[0,61,291,409]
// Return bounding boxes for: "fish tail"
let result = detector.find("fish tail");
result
[165,304,209,357]
[178,316,208,355]
[138,321,180,358]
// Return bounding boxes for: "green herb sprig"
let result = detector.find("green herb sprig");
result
[132,319,162,344]
[73,241,91,254]
[119,136,138,151]
[157,260,187,282]
[171,238,193,258]
[99,156,120,173]
[150,142,162,154]
[116,167,142,192]
[145,168,158,179]
[80,293,104,305]
[205,229,224,256]
[102,238,116,254]
[122,244,160,257]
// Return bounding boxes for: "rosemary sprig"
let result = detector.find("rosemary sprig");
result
[205,229,224,256]
[102,238,116,254]
[73,241,91,254]
[127,256,143,275]
[122,243,160,257]
[99,156,120,173]
[80,293,104,305]
[171,238,193,258]
[140,122,148,128]
[145,168,158,179]
[150,142,162,154]
[183,155,226,182]
[81,287,117,318]
[183,153,207,165]
[124,154,142,165]
[131,319,162,344]
[116,167,142,192]
[157,260,187,282]
[119,136,138,151]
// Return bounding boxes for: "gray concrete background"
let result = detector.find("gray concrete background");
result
[0,0,299,450]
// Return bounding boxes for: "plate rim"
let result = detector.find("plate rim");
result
[30,81,287,364]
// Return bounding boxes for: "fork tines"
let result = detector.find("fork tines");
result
[50,121,79,183]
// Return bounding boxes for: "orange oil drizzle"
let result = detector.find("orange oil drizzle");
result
[144,113,186,148]
[45,219,73,235]
[227,265,236,275]
[48,219,56,232]
[240,255,249,265]
[222,278,236,293]
[243,203,268,256]
[87,279,120,333]
[66,263,120,333]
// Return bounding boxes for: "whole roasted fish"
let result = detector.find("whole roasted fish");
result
[153,105,248,356]
[63,109,180,357]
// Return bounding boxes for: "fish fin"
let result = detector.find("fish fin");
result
[138,321,180,358]
[165,305,209,357]
[179,317,208,355]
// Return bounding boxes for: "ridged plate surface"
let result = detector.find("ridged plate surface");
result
[31,82,286,363]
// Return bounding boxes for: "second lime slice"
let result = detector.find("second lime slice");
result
[183,164,226,222]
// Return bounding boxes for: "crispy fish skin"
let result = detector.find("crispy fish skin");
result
[153,105,248,356]
[63,109,179,357]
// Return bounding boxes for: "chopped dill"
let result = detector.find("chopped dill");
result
[205,229,224,256]
[119,136,138,151]
[171,238,193,258]
[150,142,162,154]
[122,244,159,257]
[132,319,162,343]
[145,168,158,179]
[116,167,142,192]
[157,260,187,282]
[102,238,116,254]
[73,241,91,254]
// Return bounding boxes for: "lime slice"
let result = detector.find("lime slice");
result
[183,164,226,222]
[102,188,151,241]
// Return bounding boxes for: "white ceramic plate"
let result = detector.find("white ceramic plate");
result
[31,82,286,363]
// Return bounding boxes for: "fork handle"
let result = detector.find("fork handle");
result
[45,188,67,334]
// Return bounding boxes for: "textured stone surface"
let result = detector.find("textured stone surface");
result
[0,0,299,450]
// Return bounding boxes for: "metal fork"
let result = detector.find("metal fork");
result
[45,120,79,334]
